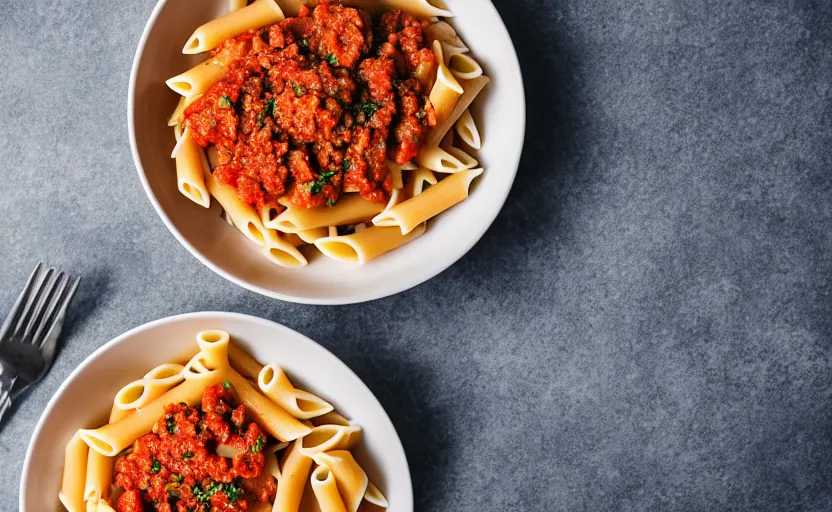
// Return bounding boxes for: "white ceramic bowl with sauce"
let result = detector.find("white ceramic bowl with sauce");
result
[20,312,412,511]
[128,0,525,304]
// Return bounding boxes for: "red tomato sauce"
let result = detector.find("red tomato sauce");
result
[114,383,275,512]
[182,1,436,209]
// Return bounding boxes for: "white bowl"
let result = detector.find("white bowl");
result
[128,0,525,304]
[20,312,412,511]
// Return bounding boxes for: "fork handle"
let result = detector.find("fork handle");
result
[0,391,10,425]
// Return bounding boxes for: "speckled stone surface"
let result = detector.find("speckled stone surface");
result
[2,0,832,510]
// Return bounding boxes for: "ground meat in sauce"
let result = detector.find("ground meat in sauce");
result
[182,1,436,209]
[114,383,275,512]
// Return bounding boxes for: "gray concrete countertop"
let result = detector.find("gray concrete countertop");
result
[2,0,832,510]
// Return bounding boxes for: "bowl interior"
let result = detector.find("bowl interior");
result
[20,312,412,511]
[130,0,524,304]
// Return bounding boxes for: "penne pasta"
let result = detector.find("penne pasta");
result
[315,223,427,264]
[311,411,353,427]
[336,0,452,18]
[258,363,334,419]
[273,439,314,512]
[405,167,438,197]
[262,228,309,268]
[230,0,249,10]
[228,342,264,380]
[274,0,306,16]
[59,432,89,512]
[79,368,227,456]
[84,446,113,507]
[428,64,463,139]
[96,501,117,512]
[415,145,474,173]
[373,168,483,234]
[298,424,363,457]
[445,145,478,169]
[448,52,483,80]
[113,363,185,412]
[425,20,465,48]
[311,465,348,512]
[183,0,285,54]
[226,369,312,442]
[173,128,211,208]
[310,450,369,512]
[364,481,389,509]
[204,165,271,247]
[295,227,329,244]
[455,108,481,150]
[260,201,283,229]
[424,75,489,147]
[166,52,234,98]
[273,194,384,233]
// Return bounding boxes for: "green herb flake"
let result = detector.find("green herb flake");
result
[354,100,380,117]
[182,451,194,460]
[309,181,322,195]
[165,415,176,434]
[326,198,336,207]
[151,460,162,474]
[298,38,309,49]
[250,435,265,453]
[342,160,351,171]
[326,53,339,66]
[221,380,231,390]
[415,110,426,120]
[265,97,275,116]
[291,82,306,97]
[171,474,184,483]
[218,95,232,108]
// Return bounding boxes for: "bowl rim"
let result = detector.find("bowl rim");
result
[19,311,413,510]
[128,0,526,305]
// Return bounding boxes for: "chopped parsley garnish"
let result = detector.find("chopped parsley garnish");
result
[298,38,309,49]
[265,97,275,116]
[291,82,306,96]
[326,53,339,66]
[165,414,176,434]
[415,110,426,120]
[354,100,380,117]
[182,451,194,460]
[309,170,337,195]
[326,198,336,207]
[222,380,231,390]
[342,159,351,171]
[251,435,265,453]
[218,95,232,108]
[194,481,242,503]
[151,460,162,474]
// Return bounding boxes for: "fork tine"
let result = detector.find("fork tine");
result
[25,271,67,346]
[36,276,80,368]
[0,263,43,342]
[13,267,54,337]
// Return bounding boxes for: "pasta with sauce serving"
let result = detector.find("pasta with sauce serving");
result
[166,0,488,266]
[62,330,386,512]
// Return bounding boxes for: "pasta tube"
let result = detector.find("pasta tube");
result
[315,224,426,264]
[273,439,314,512]
[273,194,384,233]
[228,342,264,380]
[365,482,389,508]
[113,363,185,412]
[203,164,270,247]
[311,465,348,512]
[183,0,285,54]
[173,128,211,208]
[262,229,309,268]
[59,432,89,512]
[337,0,452,18]
[310,451,368,512]
[258,363,334,419]
[424,75,489,147]
[455,108,481,149]
[166,52,234,98]
[415,145,475,173]
[298,424,362,457]
[373,168,483,234]
[226,369,312,442]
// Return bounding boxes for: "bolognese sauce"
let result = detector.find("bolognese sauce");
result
[113,382,275,512]
[182,1,437,210]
